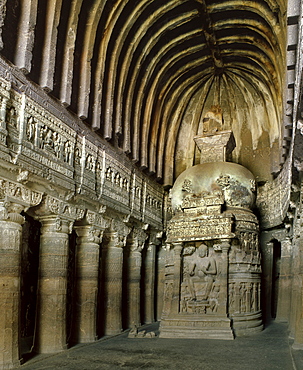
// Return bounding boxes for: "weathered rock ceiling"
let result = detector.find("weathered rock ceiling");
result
[0,0,287,186]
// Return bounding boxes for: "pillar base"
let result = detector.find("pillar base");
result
[159,315,234,340]
[34,344,68,354]
[104,329,123,336]
[0,359,23,370]
[230,311,263,336]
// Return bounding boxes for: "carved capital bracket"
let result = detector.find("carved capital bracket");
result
[0,200,24,225]
[129,227,148,252]
[0,177,43,209]
[74,209,111,244]
[220,238,231,253]
[30,195,85,233]
[148,230,163,247]
[104,217,131,248]
[172,241,183,256]
[32,194,85,219]
[85,209,110,230]
[0,177,43,224]
[74,225,103,244]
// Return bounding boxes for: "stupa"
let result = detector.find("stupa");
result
[159,107,262,339]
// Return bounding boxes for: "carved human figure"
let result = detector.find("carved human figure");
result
[8,106,17,127]
[53,132,61,158]
[64,140,72,164]
[44,128,54,150]
[188,244,217,302]
[26,117,35,141]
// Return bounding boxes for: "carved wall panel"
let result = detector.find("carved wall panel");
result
[0,63,164,231]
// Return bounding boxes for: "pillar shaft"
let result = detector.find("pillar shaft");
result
[0,207,24,369]
[103,242,124,335]
[35,217,70,353]
[170,242,183,315]
[127,249,142,327]
[156,246,166,320]
[144,243,156,323]
[73,225,103,343]
[261,241,274,324]
[217,239,230,315]
[276,238,292,322]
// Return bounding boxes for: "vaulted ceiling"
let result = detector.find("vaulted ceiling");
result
[0,0,287,186]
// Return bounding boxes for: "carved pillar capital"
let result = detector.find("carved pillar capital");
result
[33,194,85,219]
[149,230,163,246]
[0,177,43,219]
[104,217,131,248]
[129,227,148,252]
[74,210,110,244]
[172,241,183,255]
[30,195,85,233]
[221,238,231,253]
[85,209,110,230]
[0,200,25,225]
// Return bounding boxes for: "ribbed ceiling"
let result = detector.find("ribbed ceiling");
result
[1,0,287,186]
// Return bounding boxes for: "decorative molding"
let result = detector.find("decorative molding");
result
[0,57,164,230]
[32,194,85,221]
[0,176,43,208]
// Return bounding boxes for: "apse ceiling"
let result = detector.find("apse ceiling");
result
[1,0,287,186]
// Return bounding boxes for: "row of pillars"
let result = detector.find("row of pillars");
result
[0,198,164,369]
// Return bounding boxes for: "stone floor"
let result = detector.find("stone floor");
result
[20,321,303,370]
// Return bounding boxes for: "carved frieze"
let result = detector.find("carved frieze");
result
[0,69,164,229]
[167,214,235,243]
[256,156,291,229]
[143,181,163,226]
[102,152,132,209]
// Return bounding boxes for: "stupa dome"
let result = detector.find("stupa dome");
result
[170,162,256,212]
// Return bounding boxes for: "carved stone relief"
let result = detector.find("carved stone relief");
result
[181,243,220,314]
[0,71,164,231]
[160,130,262,339]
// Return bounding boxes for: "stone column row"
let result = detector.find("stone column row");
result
[0,190,163,369]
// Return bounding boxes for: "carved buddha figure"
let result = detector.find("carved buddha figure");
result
[188,244,217,302]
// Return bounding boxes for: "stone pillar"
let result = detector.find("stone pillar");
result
[292,234,303,349]
[0,180,42,370]
[156,245,166,320]
[276,237,292,322]
[0,202,24,369]
[144,236,159,324]
[73,211,109,343]
[217,239,230,315]
[32,196,84,353]
[161,244,174,318]
[127,228,147,328]
[261,241,274,324]
[102,218,130,335]
[170,242,183,315]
